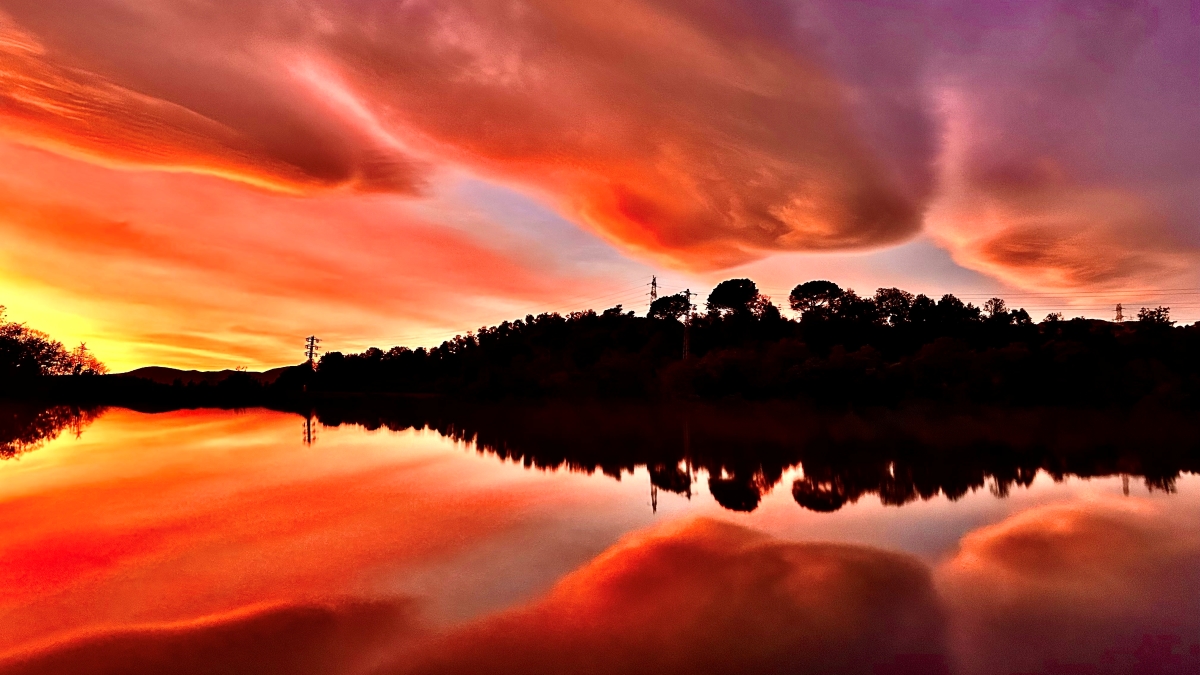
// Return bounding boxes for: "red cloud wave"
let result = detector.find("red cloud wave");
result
[0,14,422,195]
[0,0,929,269]
[940,500,1200,674]
[391,518,946,675]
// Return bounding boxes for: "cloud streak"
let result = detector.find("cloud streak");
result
[0,0,935,268]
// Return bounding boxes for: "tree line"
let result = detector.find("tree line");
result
[284,278,1196,406]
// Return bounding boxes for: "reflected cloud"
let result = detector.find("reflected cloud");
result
[389,518,946,675]
[0,519,947,675]
[0,601,421,675]
[940,501,1200,674]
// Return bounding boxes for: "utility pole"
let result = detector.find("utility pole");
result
[1115,303,1124,323]
[305,335,321,367]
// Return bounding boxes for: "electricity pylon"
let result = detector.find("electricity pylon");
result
[305,335,321,366]
[682,289,695,359]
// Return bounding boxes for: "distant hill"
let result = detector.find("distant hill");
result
[118,366,295,386]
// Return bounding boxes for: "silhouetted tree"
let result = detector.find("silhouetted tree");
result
[64,344,107,376]
[707,279,761,316]
[936,294,981,323]
[830,289,881,324]
[983,298,1007,319]
[874,288,915,326]
[789,280,844,319]
[1138,306,1173,325]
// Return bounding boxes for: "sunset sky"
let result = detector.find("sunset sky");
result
[2,0,1200,370]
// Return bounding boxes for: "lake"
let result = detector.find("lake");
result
[2,404,1199,674]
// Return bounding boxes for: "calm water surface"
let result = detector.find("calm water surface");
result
[2,407,1199,674]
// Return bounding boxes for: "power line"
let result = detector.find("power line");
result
[364,279,661,349]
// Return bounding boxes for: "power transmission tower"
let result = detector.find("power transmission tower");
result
[682,420,693,500]
[650,275,658,304]
[682,289,694,359]
[1115,303,1124,323]
[303,414,317,446]
[305,335,321,367]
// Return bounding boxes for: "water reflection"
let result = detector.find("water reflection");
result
[5,508,1200,675]
[0,403,103,459]
[307,401,1200,514]
[2,406,1200,675]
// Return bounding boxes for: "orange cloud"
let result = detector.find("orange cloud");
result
[928,178,1199,291]
[329,0,924,266]
[0,10,425,195]
[0,1,929,271]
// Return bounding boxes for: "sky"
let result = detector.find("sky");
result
[1,0,1200,370]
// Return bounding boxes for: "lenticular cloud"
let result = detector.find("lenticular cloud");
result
[0,0,1198,285]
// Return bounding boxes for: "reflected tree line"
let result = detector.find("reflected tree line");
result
[303,400,1200,513]
[2,396,1196,512]
[0,402,104,460]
